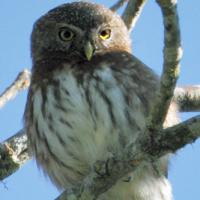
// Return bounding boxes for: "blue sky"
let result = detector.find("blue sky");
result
[0,0,200,199]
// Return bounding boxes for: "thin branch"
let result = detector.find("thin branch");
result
[110,0,128,12]
[0,69,31,109]
[56,115,200,200]
[145,0,182,134]
[0,129,30,181]
[173,85,200,112]
[122,0,147,31]
[142,115,200,155]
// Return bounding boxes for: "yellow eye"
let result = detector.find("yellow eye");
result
[99,29,111,40]
[59,29,74,41]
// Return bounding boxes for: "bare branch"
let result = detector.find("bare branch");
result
[145,0,182,133]
[110,0,128,12]
[142,115,200,156]
[122,0,147,31]
[0,129,30,181]
[174,85,200,112]
[56,115,200,200]
[0,69,31,109]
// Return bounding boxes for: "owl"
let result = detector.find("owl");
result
[24,2,179,200]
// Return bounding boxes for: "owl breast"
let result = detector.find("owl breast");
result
[26,51,179,200]
[29,57,151,189]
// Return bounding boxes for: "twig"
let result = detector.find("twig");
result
[145,0,182,134]
[122,0,147,31]
[174,85,200,112]
[0,129,30,181]
[110,0,128,12]
[0,69,31,109]
[141,115,200,155]
[56,115,200,200]
[1,181,8,190]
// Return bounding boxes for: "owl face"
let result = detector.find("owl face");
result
[31,2,131,62]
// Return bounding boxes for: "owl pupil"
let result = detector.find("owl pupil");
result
[64,31,71,38]
[101,31,106,36]
[99,29,111,40]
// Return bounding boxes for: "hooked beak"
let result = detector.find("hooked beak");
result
[84,41,94,61]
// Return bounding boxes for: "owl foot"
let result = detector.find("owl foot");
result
[93,152,113,176]
[93,159,110,176]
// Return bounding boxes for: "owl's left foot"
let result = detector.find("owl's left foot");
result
[93,152,113,176]
[93,159,110,176]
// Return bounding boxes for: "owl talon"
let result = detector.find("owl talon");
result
[93,159,110,176]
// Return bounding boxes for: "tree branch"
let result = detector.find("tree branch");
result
[0,129,30,181]
[0,69,31,109]
[122,0,147,31]
[110,0,128,12]
[142,115,200,156]
[173,85,200,112]
[145,0,182,134]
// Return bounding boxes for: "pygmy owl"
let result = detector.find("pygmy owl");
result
[24,2,179,200]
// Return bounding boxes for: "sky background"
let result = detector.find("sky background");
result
[0,0,200,199]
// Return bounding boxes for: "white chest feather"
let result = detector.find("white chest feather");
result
[32,67,144,163]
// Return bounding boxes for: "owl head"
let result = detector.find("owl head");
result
[31,2,131,63]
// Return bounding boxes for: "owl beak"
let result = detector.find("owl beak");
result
[84,42,94,61]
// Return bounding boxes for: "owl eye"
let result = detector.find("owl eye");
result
[99,29,111,40]
[59,29,74,41]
